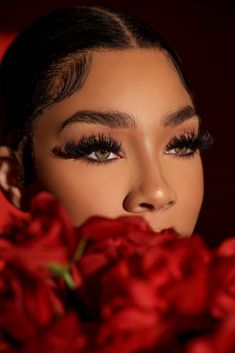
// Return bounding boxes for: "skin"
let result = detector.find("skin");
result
[31,48,203,235]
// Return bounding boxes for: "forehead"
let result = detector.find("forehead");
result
[66,49,191,113]
[37,49,193,132]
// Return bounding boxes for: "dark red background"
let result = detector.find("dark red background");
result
[0,0,234,246]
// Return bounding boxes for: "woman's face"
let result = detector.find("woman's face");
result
[32,49,203,235]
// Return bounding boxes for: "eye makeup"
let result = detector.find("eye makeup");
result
[51,129,213,164]
[52,133,123,164]
[165,130,213,158]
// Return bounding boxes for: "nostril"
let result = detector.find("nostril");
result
[161,199,175,211]
[139,199,175,212]
[139,202,154,210]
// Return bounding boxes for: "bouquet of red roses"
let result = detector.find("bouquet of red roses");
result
[0,192,235,353]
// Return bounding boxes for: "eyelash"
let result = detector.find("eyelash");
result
[165,130,213,158]
[52,130,213,164]
[52,134,122,165]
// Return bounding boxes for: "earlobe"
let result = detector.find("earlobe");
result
[0,146,26,210]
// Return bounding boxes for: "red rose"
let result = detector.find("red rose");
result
[142,235,211,316]
[209,255,235,320]
[96,235,210,319]
[71,215,212,352]
[89,258,169,353]
[187,318,235,353]
[76,215,177,278]
[0,254,63,348]
[23,312,87,353]
[73,232,211,352]
[2,191,235,353]
[0,193,82,348]
[77,215,177,247]
[2,192,78,267]
[0,192,82,290]
[74,217,177,319]
[215,237,235,258]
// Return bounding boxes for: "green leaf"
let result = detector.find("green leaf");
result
[73,238,89,261]
[45,262,76,290]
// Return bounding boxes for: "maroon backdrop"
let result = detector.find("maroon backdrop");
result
[0,0,234,246]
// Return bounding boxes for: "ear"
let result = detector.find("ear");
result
[0,145,27,210]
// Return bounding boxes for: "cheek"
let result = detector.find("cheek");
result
[35,159,126,226]
[172,157,204,234]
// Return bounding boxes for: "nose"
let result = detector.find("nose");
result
[123,165,177,214]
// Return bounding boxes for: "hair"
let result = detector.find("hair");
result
[0,5,191,183]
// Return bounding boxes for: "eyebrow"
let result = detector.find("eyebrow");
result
[162,105,199,127]
[60,105,199,132]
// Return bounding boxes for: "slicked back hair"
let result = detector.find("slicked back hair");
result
[0,6,191,184]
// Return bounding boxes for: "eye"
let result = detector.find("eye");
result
[166,146,195,157]
[88,150,119,161]
[51,133,123,164]
[165,130,213,158]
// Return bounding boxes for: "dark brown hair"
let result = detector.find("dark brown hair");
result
[0,6,191,184]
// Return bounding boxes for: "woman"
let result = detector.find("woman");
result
[0,6,212,235]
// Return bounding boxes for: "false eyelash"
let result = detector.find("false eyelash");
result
[52,133,122,160]
[165,130,213,156]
